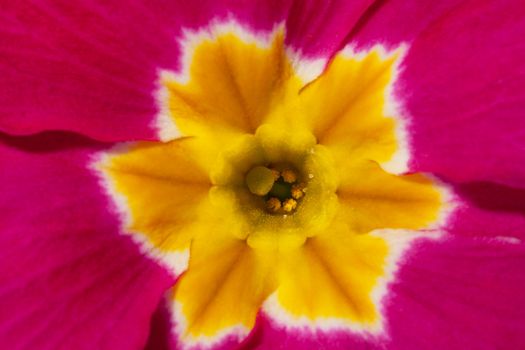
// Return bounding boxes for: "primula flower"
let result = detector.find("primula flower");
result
[1,1,524,350]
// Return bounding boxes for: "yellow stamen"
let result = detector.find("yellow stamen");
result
[266,197,282,212]
[282,198,297,212]
[246,166,275,196]
[291,183,305,200]
[281,169,297,183]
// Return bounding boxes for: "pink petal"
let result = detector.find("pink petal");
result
[351,0,465,48]
[450,182,525,242]
[0,132,173,349]
[403,0,525,187]
[385,237,525,349]
[284,0,374,57]
[353,0,525,186]
[240,313,375,350]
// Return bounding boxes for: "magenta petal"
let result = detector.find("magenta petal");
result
[1,1,177,141]
[351,0,465,48]
[385,237,525,349]
[450,182,525,242]
[241,314,375,350]
[0,132,173,349]
[395,0,525,186]
[285,0,374,57]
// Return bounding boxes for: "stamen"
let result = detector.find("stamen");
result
[246,166,275,196]
[266,197,282,212]
[281,169,297,183]
[282,198,297,212]
[291,183,305,200]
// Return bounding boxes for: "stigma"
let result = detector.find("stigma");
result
[245,165,306,214]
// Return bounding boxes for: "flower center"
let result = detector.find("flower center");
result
[204,124,339,242]
[245,165,306,214]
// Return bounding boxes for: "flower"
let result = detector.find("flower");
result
[1,1,525,350]
[95,25,446,345]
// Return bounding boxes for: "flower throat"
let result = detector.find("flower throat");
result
[245,165,306,214]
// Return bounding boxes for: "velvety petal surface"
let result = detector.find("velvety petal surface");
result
[446,182,525,242]
[241,312,375,350]
[351,0,465,48]
[353,0,525,187]
[0,1,180,141]
[0,132,173,349]
[384,237,525,350]
[284,0,373,57]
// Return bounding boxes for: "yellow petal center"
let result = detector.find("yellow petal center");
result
[94,23,449,343]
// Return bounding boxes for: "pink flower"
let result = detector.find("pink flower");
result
[1,1,524,350]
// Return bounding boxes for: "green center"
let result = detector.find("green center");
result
[267,180,292,201]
